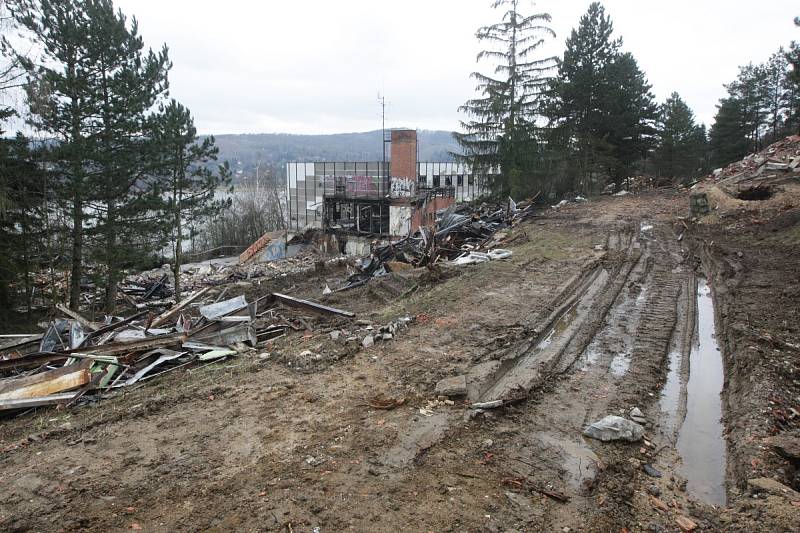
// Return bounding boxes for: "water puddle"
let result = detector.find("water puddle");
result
[676,279,727,506]
[658,349,683,434]
[640,221,654,233]
[609,352,631,376]
[536,301,579,349]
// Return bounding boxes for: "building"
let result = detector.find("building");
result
[285,129,494,238]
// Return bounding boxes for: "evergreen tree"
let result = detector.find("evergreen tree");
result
[786,16,800,133]
[13,0,97,309]
[0,130,46,319]
[653,92,707,180]
[601,52,657,181]
[148,99,230,302]
[81,0,170,310]
[454,0,557,198]
[13,0,170,311]
[546,2,620,192]
[709,97,750,167]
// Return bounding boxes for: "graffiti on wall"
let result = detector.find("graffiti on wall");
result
[331,175,382,195]
[390,177,416,198]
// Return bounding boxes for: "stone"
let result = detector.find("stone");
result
[362,335,374,348]
[434,375,467,397]
[643,464,662,478]
[630,407,647,424]
[675,515,697,532]
[382,333,393,341]
[748,477,800,502]
[583,415,645,442]
[330,330,340,340]
[647,484,662,497]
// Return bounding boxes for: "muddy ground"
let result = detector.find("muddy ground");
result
[1,190,798,532]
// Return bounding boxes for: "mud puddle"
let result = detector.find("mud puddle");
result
[658,349,684,434]
[676,278,727,506]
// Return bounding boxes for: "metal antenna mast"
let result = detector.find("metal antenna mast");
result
[378,94,386,180]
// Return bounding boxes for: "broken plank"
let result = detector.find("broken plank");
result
[0,359,92,400]
[151,287,211,328]
[272,292,355,318]
[0,392,79,411]
[68,332,186,358]
[56,304,99,332]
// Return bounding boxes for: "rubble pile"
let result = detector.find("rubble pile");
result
[338,199,536,290]
[707,135,800,194]
[0,290,355,412]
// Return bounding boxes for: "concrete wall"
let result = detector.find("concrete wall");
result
[389,205,412,237]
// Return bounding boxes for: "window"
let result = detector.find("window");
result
[433,175,440,187]
[418,174,427,187]
[457,174,464,186]
[445,175,452,186]
[468,174,474,186]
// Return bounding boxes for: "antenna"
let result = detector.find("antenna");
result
[378,93,391,187]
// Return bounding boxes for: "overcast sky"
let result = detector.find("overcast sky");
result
[113,0,799,135]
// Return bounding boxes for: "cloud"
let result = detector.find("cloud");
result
[111,0,800,134]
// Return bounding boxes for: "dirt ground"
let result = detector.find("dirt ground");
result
[1,189,798,532]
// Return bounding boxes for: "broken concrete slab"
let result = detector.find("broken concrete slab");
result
[434,375,467,397]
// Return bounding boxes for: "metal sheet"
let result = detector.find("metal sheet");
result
[199,295,248,320]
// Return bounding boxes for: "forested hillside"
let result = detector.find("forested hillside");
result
[212,129,458,181]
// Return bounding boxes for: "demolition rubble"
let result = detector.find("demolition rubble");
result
[0,198,536,414]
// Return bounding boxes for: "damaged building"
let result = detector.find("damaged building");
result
[285,129,495,244]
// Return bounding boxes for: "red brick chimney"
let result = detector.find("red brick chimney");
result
[390,129,417,180]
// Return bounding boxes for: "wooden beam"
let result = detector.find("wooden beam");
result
[151,287,211,328]
[56,304,99,332]
[0,359,92,400]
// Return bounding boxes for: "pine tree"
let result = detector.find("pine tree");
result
[709,97,750,168]
[148,100,230,302]
[760,49,791,142]
[546,2,620,192]
[455,0,557,198]
[786,16,800,133]
[13,0,170,311]
[601,52,657,181]
[13,0,97,309]
[81,0,170,310]
[654,92,707,180]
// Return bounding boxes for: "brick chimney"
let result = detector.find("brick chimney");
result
[390,129,417,180]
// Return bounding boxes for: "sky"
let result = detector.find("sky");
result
[109,0,800,135]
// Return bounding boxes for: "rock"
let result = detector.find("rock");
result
[675,515,697,532]
[771,432,800,463]
[330,330,340,340]
[434,375,467,397]
[643,464,662,478]
[630,407,647,424]
[583,415,644,442]
[647,484,662,497]
[382,333,393,341]
[747,477,800,502]
[362,335,374,348]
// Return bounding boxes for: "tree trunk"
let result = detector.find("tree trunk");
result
[69,195,82,310]
[173,203,182,304]
[104,200,118,312]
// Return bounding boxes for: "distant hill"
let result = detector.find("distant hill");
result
[207,129,459,183]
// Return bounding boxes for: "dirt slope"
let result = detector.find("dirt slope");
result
[1,190,798,532]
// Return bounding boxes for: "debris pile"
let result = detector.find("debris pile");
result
[707,134,800,196]
[0,290,355,412]
[338,199,536,290]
